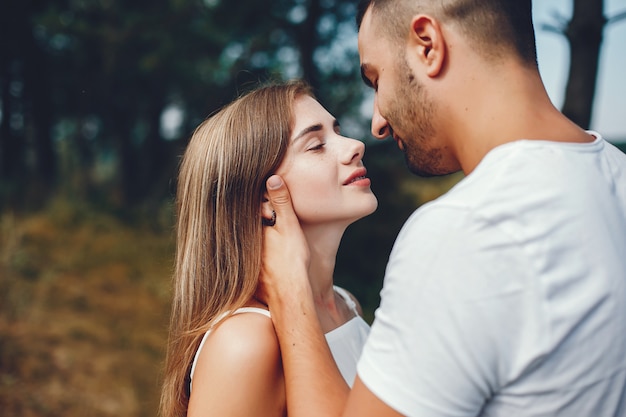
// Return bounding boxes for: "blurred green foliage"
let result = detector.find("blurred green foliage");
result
[0,0,374,208]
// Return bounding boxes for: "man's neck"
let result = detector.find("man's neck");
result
[442,61,592,174]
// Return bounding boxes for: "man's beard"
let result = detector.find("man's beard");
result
[385,55,450,177]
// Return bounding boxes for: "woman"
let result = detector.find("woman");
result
[160,80,378,417]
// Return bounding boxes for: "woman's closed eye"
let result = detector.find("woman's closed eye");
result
[307,142,326,152]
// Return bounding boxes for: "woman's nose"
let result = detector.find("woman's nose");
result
[342,137,365,164]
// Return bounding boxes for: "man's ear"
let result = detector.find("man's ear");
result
[408,14,445,77]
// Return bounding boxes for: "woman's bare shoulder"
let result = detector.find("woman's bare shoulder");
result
[188,311,285,417]
[213,311,276,352]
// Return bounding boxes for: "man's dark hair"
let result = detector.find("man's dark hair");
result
[356,0,537,66]
[356,0,373,29]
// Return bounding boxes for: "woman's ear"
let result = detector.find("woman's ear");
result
[408,14,445,78]
[261,194,275,222]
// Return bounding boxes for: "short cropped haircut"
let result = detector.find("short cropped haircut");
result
[357,0,537,66]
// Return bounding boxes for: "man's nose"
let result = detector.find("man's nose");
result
[371,96,390,140]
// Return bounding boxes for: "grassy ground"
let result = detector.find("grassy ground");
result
[0,199,174,417]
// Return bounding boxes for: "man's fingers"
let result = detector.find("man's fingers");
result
[266,175,296,224]
[259,174,310,306]
[263,174,309,265]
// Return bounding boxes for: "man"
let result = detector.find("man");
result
[260,0,626,416]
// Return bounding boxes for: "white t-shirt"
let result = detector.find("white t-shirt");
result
[358,135,626,416]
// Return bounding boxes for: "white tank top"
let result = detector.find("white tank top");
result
[189,286,370,390]
[326,286,371,386]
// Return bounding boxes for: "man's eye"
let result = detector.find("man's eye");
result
[308,143,325,151]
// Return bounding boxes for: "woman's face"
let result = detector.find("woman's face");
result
[274,95,378,227]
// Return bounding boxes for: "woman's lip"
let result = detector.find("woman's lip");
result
[346,177,371,186]
[343,168,368,185]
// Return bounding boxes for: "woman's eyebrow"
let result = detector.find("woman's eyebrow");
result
[293,119,338,142]
[293,124,323,142]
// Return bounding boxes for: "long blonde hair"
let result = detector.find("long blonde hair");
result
[160,80,312,417]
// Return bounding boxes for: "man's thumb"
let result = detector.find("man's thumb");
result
[266,175,293,211]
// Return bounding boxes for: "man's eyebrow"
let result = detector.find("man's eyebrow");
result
[360,64,373,88]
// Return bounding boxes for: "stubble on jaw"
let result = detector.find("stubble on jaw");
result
[386,54,447,177]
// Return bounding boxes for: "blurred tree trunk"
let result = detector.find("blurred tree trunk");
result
[110,106,136,206]
[0,0,26,190]
[0,0,55,206]
[140,97,168,202]
[26,35,55,189]
[561,0,605,129]
[297,0,323,91]
[0,66,22,184]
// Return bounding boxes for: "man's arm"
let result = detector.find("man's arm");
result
[260,175,406,417]
[345,378,404,417]
[260,175,349,417]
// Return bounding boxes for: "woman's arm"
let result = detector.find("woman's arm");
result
[188,312,286,417]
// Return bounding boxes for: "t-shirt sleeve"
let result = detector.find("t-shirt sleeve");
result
[357,204,538,416]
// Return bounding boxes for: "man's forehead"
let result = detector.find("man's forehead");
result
[358,6,375,34]
[357,39,370,69]
[357,9,376,59]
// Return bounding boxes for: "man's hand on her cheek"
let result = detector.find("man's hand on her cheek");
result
[258,175,311,306]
